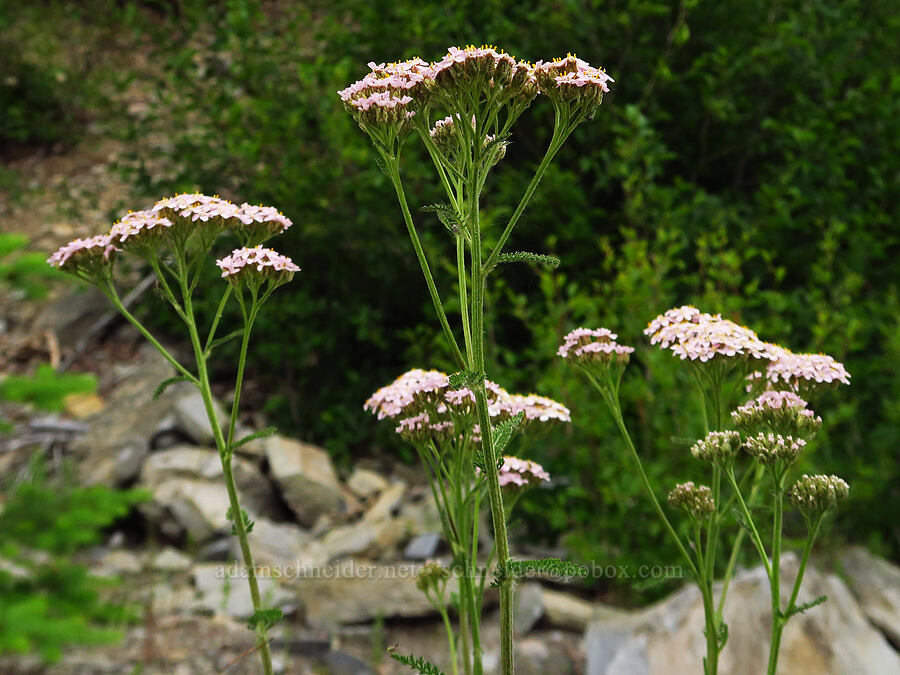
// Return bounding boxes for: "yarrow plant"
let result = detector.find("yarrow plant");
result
[341,43,611,674]
[559,306,851,675]
[365,369,564,675]
[48,193,298,675]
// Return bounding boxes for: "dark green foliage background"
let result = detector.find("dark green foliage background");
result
[8,0,900,581]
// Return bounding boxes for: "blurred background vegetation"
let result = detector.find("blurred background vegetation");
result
[2,0,898,591]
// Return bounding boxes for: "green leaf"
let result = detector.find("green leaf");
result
[783,595,827,619]
[448,370,481,389]
[493,557,589,586]
[152,376,190,401]
[226,507,254,535]
[246,608,283,631]
[388,648,447,675]
[491,411,525,456]
[422,203,462,234]
[493,251,560,270]
[229,426,277,453]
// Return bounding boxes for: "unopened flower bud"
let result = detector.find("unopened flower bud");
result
[789,474,849,516]
[667,482,715,519]
[691,431,742,464]
[743,432,806,466]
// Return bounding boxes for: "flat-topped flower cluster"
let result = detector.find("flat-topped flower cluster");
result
[338,44,612,134]
[732,390,822,438]
[48,193,297,290]
[365,368,567,491]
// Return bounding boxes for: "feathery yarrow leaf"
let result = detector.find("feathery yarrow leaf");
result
[388,648,447,675]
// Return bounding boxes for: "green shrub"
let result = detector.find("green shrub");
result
[0,458,145,663]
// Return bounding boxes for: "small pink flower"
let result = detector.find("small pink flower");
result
[47,234,118,273]
[216,246,299,285]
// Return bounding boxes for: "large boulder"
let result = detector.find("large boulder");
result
[839,546,900,646]
[192,564,294,620]
[265,435,345,527]
[240,517,328,571]
[585,555,900,674]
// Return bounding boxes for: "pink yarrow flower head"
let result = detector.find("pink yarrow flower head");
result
[495,455,551,490]
[499,393,571,425]
[109,209,174,251]
[534,54,613,111]
[152,193,240,224]
[790,474,849,516]
[47,234,118,278]
[234,203,292,243]
[743,432,807,468]
[758,345,851,396]
[644,306,780,364]
[429,45,537,106]
[338,58,429,135]
[558,327,635,383]
[731,390,822,439]
[216,246,299,287]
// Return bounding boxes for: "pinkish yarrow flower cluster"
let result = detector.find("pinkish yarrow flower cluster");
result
[645,306,779,363]
[667,481,715,519]
[497,456,551,489]
[430,45,536,104]
[533,54,613,107]
[502,394,571,423]
[732,390,821,438]
[691,430,742,464]
[743,432,806,466]
[338,58,430,129]
[109,210,174,247]
[216,246,300,285]
[47,234,118,272]
[789,474,849,515]
[762,345,851,393]
[558,327,634,368]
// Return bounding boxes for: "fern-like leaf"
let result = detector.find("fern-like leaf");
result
[228,426,277,453]
[388,647,447,675]
[448,370,482,389]
[152,376,190,401]
[491,411,525,456]
[493,251,560,270]
[493,557,589,586]
[783,595,827,619]
[422,203,462,234]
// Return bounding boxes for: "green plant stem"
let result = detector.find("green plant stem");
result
[386,161,466,370]
[724,467,770,576]
[226,289,257,448]
[481,126,566,273]
[693,523,718,675]
[766,480,785,675]
[457,234,474,366]
[468,198,514,675]
[178,266,273,675]
[590,375,699,577]
[785,516,821,614]
[717,465,766,615]
[102,281,197,384]
[438,602,460,675]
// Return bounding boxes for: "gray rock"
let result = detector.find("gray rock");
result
[840,546,900,646]
[347,468,389,498]
[140,445,280,519]
[193,563,294,620]
[515,583,545,634]
[514,635,578,675]
[72,346,184,485]
[404,532,441,560]
[241,517,328,570]
[542,588,597,631]
[152,547,193,572]
[294,560,457,625]
[585,556,900,675]
[142,478,235,542]
[172,390,228,445]
[265,435,344,526]
[321,651,374,675]
[362,481,406,522]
